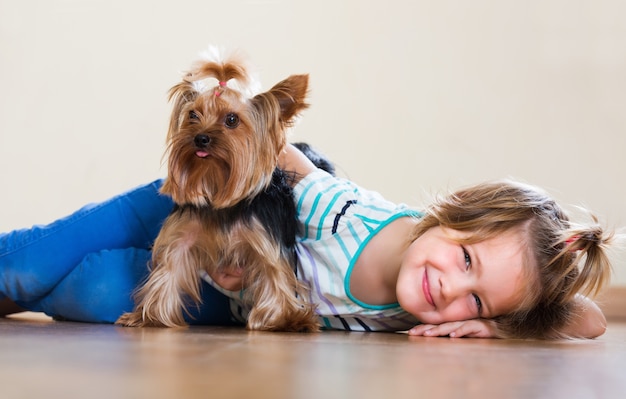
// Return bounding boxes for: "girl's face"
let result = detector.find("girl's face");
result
[396,226,530,325]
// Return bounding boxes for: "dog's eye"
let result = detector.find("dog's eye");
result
[224,113,240,129]
[189,110,200,121]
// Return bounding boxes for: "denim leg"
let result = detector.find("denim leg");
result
[186,282,244,327]
[21,248,238,326]
[21,248,151,323]
[0,179,174,302]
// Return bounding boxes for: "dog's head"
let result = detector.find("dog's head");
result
[161,47,309,208]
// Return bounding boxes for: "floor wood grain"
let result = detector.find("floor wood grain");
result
[1,313,624,399]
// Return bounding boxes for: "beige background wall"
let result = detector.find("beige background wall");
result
[1,0,625,285]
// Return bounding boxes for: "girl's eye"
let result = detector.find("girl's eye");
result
[224,113,240,129]
[473,294,483,316]
[462,247,472,269]
[463,247,482,316]
[189,110,200,121]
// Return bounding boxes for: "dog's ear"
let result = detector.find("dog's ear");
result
[166,82,198,140]
[263,74,309,124]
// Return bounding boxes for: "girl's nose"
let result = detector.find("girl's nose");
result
[440,274,472,301]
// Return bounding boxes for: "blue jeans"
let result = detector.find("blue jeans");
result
[0,180,238,325]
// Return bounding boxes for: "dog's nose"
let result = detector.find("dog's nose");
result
[194,134,211,148]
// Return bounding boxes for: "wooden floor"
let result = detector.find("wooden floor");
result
[1,313,625,399]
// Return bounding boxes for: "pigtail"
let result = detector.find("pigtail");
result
[559,220,613,301]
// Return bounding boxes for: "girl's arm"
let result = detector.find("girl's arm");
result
[278,144,317,186]
[560,294,607,339]
[408,295,607,339]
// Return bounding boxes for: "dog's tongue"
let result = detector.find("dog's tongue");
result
[196,150,210,158]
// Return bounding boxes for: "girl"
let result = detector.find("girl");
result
[0,144,614,339]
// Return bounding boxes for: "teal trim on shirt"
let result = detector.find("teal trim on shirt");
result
[344,209,423,310]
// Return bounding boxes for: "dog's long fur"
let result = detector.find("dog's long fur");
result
[116,48,330,332]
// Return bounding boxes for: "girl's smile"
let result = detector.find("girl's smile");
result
[422,269,435,306]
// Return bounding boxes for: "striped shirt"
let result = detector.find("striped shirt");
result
[201,169,422,331]
[294,170,422,331]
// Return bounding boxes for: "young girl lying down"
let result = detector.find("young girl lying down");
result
[0,144,614,339]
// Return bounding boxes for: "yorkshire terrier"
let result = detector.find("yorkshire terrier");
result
[116,48,333,332]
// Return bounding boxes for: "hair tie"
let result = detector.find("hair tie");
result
[565,236,581,252]
[214,81,227,97]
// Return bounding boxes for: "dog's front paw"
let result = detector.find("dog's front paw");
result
[115,311,148,327]
[116,310,183,328]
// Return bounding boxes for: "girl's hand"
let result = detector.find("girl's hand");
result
[408,319,497,338]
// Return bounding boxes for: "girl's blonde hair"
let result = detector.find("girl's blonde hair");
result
[410,180,613,339]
